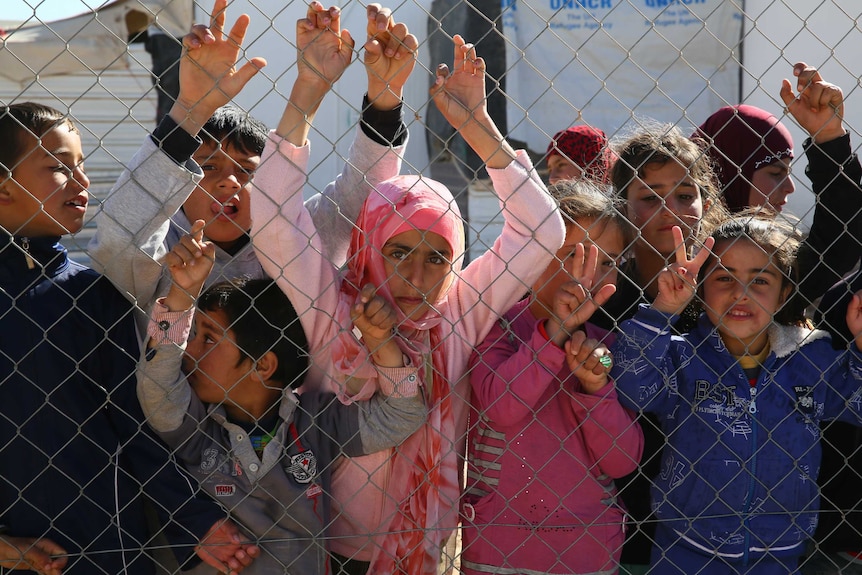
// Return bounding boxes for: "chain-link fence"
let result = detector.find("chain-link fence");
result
[3,0,862,573]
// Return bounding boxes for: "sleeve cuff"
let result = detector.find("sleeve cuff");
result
[150,115,203,166]
[376,366,421,398]
[360,94,407,147]
[147,300,194,346]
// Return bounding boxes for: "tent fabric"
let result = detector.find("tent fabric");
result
[0,0,191,83]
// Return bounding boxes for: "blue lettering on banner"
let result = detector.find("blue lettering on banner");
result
[549,0,612,9]
[645,0,705,6]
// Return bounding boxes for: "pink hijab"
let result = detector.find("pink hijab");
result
[333,174,465,573]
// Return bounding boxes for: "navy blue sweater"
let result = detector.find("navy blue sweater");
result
[0,234,222,574]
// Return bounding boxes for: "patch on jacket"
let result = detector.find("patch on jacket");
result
[214,484,236,497]
[285,451,317,484]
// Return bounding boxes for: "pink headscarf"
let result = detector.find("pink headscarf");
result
[333,174,465,573]
[694,104,794,212]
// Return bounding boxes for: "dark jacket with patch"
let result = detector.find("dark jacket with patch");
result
[0,235,221,574]
[611,305,862,564]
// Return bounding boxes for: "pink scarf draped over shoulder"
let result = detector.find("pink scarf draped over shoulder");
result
[331,175,465,573]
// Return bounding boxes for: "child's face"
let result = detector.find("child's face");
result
[0,124,89,237]
[749,159,794,213]
[547,154,584,185]
[702,239,791,356]
[625,161,704,257]
[184,140,260,252]
[381,229,453,320]
[532,218,624,316]
[183,308,276,421]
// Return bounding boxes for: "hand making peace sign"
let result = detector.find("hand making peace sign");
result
[652,226,715,315]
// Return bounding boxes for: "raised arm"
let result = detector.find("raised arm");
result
[88,0,265,314]
[429,35,565,343]
[781,62,862,304]
[291,4,418,265]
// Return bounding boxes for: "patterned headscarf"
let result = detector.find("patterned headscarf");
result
[333,175,464,573]
[547,125,615,183]
[694,105,794,212]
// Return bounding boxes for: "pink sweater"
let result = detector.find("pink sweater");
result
[464,300,643,574]
[251,133,565,562]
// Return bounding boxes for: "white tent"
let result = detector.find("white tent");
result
[0,0,190,83]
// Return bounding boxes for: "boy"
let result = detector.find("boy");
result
[88,0,413,329]
[0,102,255,574]
[136,222,426,574]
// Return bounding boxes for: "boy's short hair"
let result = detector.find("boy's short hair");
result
[200,105,267,157]
[0,103,76,174]
[198,278,309,389]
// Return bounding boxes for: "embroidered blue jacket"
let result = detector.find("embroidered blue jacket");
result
[611,304,862,563]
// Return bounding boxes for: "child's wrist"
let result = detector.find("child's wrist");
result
[148,300,194,346]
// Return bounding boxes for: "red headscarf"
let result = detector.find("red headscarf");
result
[333,175,464,574]
[694,104,794,212]
[546,125,615,183]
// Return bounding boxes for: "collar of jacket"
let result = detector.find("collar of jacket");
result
[692,312,831,360]
[1,233,68,275]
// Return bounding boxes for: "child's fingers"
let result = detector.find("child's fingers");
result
[395,31,419,61]
[672,225,687,266]
[452,34,467,71]
[568,242,586,281]
[591,283,617,308]
[210,0,228,37]
[432,63,449,91]
[226,12,251,50]
[581,243,599,287]
[689,236,715,273]
[384,22,410,58]
[184,25,216,50]
[794,62,823,93]
[358,283,377,304]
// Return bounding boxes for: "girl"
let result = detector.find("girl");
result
[611,217,862,574]
[250,36,565,574]
[463,182,644,574]
[137,222,427,574]
[546,125,616,185]
[600,123,728,333]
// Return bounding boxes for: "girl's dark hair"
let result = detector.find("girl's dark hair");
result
[702,212,803,325]
[198,278,309,389]
[200,105,267,156]
[550,179,636,251]
[0,102,76,174]
[611,124,728,239]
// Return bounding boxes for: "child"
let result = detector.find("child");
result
[88,0,414,328]
[251,36,565,573]
[136,221,427,574]
[602,123,728,332]
[463,182,643,574]
[611,218,862,574]
[546,125,615,185]
[0,102,256,575]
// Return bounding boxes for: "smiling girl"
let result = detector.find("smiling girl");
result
[611,217,862,574]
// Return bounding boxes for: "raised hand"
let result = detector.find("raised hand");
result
[0,536,67,575]
[652,226,714,315]
[430,35,487,132]
[847,291,862,353]
[565,331,613,394]
[162,220,216,312]
[296,2,355,91]
[351,283,404,368]
[430,34,516,169]
[545,243,617,347]
[364,4,418,110]
[195,519,260,574]
[172,0,266,134]
[780,61,846,144]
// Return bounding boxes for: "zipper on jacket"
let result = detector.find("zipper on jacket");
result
[20,237,35,269]
[741,366,764,567]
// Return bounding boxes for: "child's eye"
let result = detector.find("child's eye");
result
[203,334,216,345]
[429,255,446,265]
[602,260,616,269]
[752,277,769,286]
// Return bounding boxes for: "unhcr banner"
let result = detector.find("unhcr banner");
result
[502,0,743,151]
